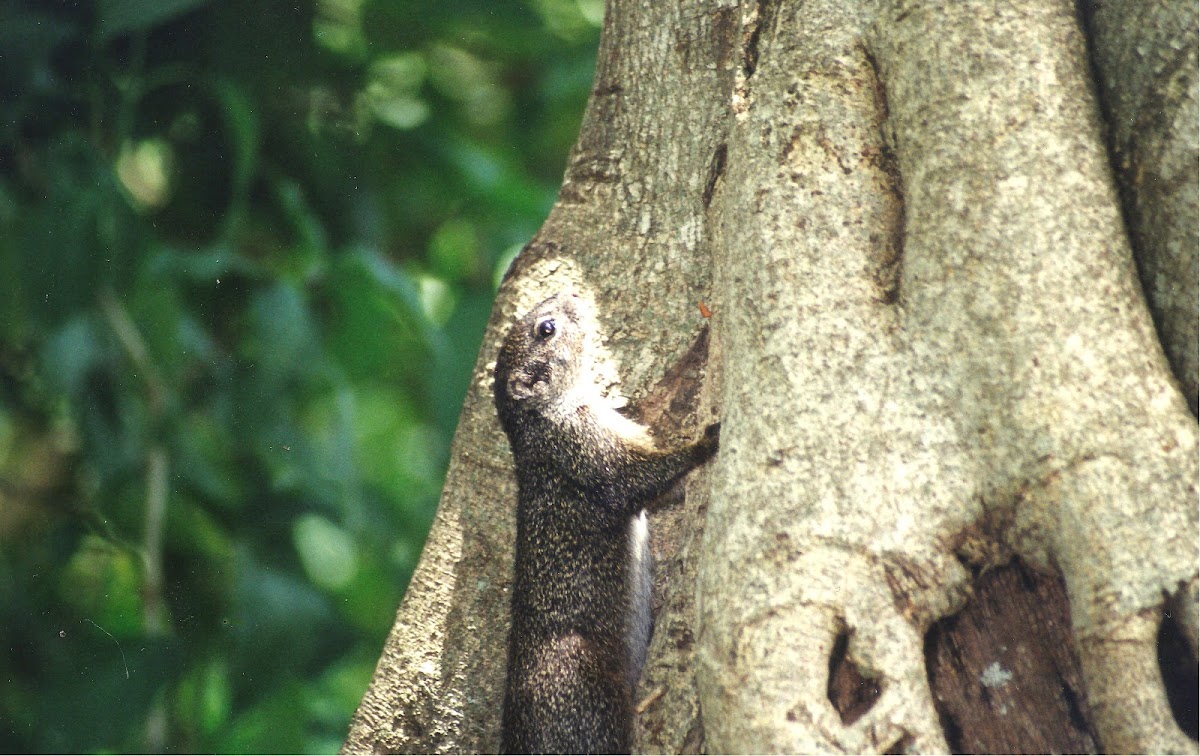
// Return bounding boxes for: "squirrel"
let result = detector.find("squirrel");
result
[493,290,719,754]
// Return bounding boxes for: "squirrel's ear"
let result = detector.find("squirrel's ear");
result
[508,372,536,401]
[509,359,551,402]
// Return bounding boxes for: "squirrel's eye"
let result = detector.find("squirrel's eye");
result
[536,318,556,339]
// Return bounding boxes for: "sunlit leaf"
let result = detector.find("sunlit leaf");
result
[116,139,173,209]
[57,535,144,636]
[293,513,358,591]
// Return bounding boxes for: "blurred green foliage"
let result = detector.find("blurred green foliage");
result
[0,0,599,751]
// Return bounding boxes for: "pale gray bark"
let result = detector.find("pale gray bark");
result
[345,0,1198,753]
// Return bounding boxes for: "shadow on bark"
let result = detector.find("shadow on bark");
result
[1158,601,1199,740]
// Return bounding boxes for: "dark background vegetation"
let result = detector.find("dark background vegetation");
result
[0,0,599,751]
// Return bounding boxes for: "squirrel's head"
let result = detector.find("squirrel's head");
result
[494,291,593,429]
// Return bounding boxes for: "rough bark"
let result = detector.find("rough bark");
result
[344,0,1198,753]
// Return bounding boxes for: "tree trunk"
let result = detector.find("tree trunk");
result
[344,0,1198,753]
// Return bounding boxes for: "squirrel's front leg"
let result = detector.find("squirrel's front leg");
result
[606,422,720,512]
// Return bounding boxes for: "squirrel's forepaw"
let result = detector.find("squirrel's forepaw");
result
[700,422,721,457]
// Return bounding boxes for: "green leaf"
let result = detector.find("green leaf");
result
[244,282,324,387]
[172,412,244,508]
[217,682,307,754]
[428,218,481,282]
[18,137,142,327]
[293,513,358,591]
[174,657,232,737]
[42,316,106,398]
[96,0,215,41]
[209,79,260,210]
[363,53,430,130]
[57,535,143,636]
[327,250,435,381]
